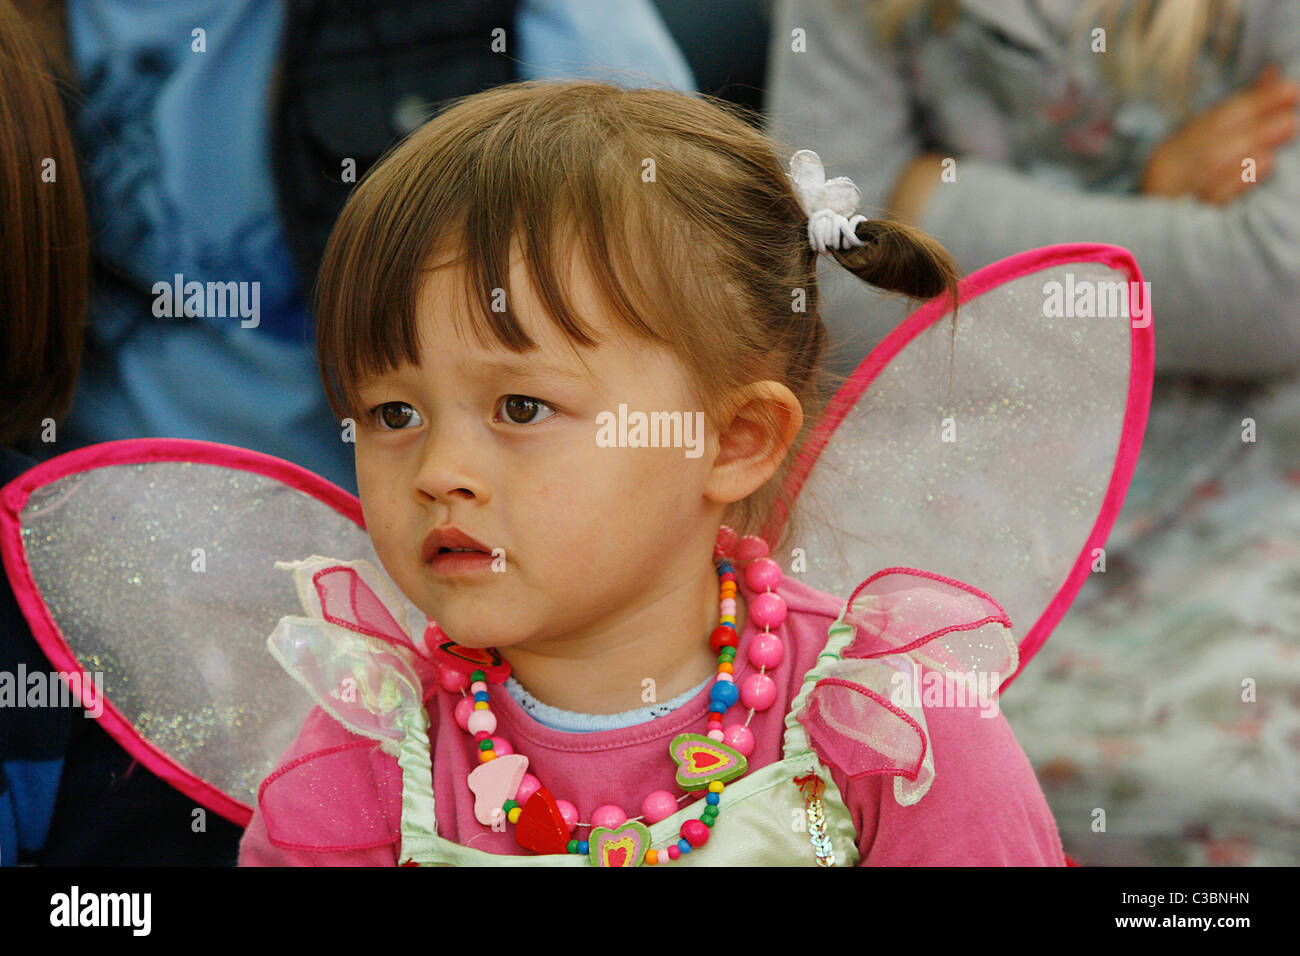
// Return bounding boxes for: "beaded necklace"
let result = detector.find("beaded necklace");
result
[429,526,788,866]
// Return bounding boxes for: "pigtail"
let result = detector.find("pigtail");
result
[829,216,961,403]
[829,216,958,305]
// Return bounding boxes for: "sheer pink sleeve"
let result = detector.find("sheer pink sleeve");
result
[237,705,403,867]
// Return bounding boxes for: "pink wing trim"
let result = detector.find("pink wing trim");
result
[770,243,1154,684]
[0,438,365,826]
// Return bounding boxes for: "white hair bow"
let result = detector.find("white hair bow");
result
[788,149,869,255]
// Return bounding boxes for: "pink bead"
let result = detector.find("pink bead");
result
[715,672,734,683]
[591,805,628,830]
[733,534,770,565]
[740,672,778,711]
[555,800,579,832]
[466,709,497,735]
[489,735,513,756]
[719,598,737,616]
[744,557,783,592]
[723,724,755,756]
[681,819,710,847]
[707,729,725,741]
[642,790,679,825]
[667,844,681,860]
[453,695,475,730]
[515,773,542,805]
[439,667,470,693]
[469,680,488,694]
[715,525,737,555]
[747,633,785,669]
[748,591,787,629]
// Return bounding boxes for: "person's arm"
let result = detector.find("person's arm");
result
[237,709,402,867]
[830,699,1067,866]
[914,142,1300,377]
[515,0,696,91]
[238,798,397,867]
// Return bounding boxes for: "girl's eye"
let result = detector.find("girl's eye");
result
[371,402,423,430]
[495,395,556,425]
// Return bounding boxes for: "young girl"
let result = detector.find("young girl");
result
[237,79,1066,866]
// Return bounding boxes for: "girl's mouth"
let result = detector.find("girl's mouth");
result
[428,548,496,575]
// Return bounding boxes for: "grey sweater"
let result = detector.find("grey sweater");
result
[766,0,1300,378]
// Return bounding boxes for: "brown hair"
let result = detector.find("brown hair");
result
[315,80,956,539]
[0,0,86,447]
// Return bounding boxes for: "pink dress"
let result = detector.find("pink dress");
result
[239,571,1065,866]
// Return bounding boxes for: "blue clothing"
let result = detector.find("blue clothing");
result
[63,0,695,493]
[503,673,712,732]
[0,449,69,866]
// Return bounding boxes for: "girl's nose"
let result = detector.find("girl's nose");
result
[413,428,489,504]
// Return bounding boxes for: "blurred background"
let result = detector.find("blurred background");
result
[2,0,1297,866]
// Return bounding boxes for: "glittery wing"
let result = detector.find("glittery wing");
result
[768,244,1154,687]
[0,438,418,826]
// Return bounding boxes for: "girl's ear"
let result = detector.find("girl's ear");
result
[705,381,803,506]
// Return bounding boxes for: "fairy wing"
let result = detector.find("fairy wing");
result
[0,438,426,825]
[768,243,1154,686]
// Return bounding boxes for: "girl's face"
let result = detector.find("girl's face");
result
[354,245,724,653]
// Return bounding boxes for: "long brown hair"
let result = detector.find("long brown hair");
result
[0,0,86,447]
[316,80,956,537]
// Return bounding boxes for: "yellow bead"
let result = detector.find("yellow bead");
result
[708,781,725,793]
[720,615,736,625]
[507,806,522,824]
[479,750,496,763]
[474,701,490,710]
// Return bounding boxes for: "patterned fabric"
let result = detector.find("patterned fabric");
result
[1003,374,1300,865]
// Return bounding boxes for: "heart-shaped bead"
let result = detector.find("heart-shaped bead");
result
[466,753,529,825]
[428,640,512,684]
[514,787,571,855]
[588,821,652,867]
[669,733,747,790]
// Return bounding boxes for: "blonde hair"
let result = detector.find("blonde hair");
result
[315,80,956,539]
[867,0,1242,112]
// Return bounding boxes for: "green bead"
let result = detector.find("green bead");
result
[702,815,716,828]
[478,739,494,751]
[503,799,519,813]
[471,670,487,683]
[702,808,718,823]
[719,647,737,660]
[567,839,579,854]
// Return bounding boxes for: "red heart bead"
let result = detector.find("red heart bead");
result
[514,787,570,855]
